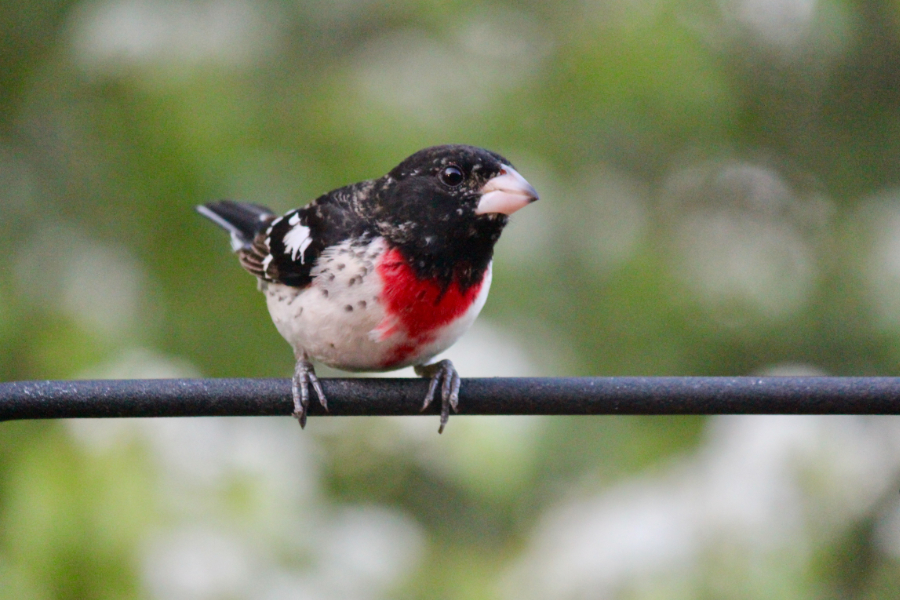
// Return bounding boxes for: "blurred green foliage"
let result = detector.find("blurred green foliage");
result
[4,0,900,599]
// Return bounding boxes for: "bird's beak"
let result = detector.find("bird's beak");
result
[475,165,539,215]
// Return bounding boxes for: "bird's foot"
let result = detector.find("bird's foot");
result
[414,359,460,434]
[292,357,327,428]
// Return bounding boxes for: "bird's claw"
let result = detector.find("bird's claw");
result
[292,357,327,428]
[414,359,460,433]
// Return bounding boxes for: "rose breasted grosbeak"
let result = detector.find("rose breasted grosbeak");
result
[197,145,538,432]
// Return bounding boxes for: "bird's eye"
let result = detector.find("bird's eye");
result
[439,166,464,187]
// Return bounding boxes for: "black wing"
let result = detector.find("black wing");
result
[240,183,373,288]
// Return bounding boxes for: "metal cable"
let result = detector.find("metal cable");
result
[2,377,900,421]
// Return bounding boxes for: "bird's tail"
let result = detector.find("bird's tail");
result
[196,201,276,252]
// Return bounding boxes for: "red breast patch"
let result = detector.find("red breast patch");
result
[375,247,484,367]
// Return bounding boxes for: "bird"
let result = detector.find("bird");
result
[197,144,538,432]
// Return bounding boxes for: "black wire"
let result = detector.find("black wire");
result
[2,377,900,421]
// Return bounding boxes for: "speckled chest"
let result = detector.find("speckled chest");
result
[261,237,491,371]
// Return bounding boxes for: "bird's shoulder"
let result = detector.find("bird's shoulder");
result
[239,180,378,288]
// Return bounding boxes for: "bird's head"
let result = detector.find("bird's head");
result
[372,145,538,249]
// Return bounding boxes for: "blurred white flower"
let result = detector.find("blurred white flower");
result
[143,527,258,600]
[14,223,150,339]
[69,0,280,72]
[724,0,818,49]
[354,8,552,124]
[313,505,425,599]
[662,160,831,319]
[143,504,424,600]
[503,415,900,600]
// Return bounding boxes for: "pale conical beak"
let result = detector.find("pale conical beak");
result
[475,165,539,215]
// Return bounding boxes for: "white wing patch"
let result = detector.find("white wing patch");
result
[283,222,313,263]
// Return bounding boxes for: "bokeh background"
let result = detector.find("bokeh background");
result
[4,0,900,598]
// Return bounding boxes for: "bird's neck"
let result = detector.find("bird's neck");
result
[393,225,501,292]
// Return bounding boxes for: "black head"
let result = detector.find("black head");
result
[368,145,538,287]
